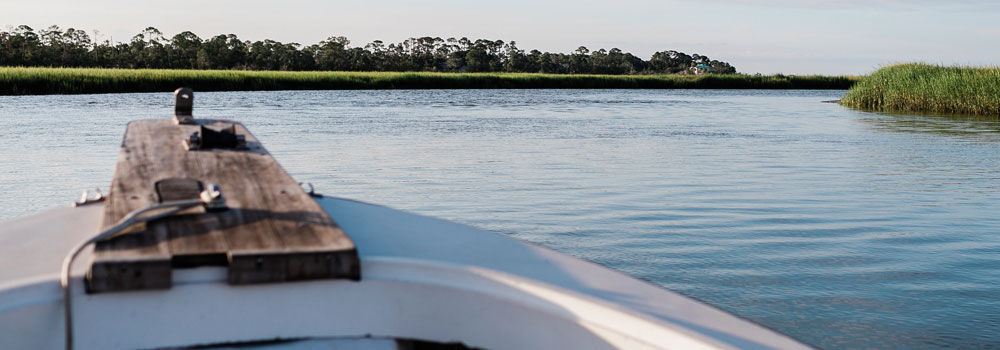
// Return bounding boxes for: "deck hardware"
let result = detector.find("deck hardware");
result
[185,124,246,150]
[300,182,321,197]
[73,188,105,207]
[174,88,194,124]
[201,183,227,211]
[186,132,201,150]
[62,185,226,350]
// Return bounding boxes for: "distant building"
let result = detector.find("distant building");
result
[692,64,712,75]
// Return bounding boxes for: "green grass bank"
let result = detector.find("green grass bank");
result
[0,67,857,95]
[841,63,1000,117]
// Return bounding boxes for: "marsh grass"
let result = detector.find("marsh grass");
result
[841,63,1000,117]
[0,67,857,95]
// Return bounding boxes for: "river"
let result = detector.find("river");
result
[1,89,998,349]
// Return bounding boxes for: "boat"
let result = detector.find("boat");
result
[0,89,812,350]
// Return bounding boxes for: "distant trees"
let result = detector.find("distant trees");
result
[0,25,737,74]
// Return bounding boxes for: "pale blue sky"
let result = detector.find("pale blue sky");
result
[3,0,998,74]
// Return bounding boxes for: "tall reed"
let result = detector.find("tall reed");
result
[841,63,1000,117]
[0,67,858,95]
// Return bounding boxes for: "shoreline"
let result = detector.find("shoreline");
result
[0,67,858,95]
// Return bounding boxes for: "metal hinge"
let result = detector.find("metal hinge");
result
[174,87,195,124]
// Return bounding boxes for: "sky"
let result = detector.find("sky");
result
[2,0,998,75]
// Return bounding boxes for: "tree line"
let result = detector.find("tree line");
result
[0,25,737,74]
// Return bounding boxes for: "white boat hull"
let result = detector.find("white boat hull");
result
[0,196,811,350]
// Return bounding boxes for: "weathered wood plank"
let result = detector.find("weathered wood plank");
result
[87,118,359,293]
[89,121,177,292]
[161,145,229,267]
[227,151,358,282]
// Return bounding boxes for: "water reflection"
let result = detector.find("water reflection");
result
[857,111,1000,139]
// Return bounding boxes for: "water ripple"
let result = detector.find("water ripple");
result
[1,89,999,349]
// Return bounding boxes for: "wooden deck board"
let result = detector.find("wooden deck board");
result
[87,119,359,293]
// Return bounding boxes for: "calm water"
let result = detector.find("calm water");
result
[2,90,999,349]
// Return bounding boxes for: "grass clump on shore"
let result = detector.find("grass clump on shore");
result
[841,63,1000,117]
[0,67,857,95]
